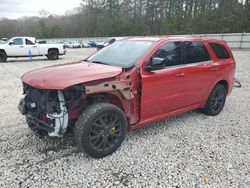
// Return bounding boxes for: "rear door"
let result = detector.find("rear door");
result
[140,41,188,119]
[24,38,39,56]
[183,41,217,106]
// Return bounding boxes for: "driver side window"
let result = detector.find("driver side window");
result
[12,38,23,45]
[153,42,182,67]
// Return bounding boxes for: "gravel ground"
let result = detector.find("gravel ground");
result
[0,48,249,188]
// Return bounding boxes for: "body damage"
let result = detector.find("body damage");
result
[18,36,236,138]
[84,66,141,126]
[19,65,140,137]
[21,61,123,90]
[17,36,237,158]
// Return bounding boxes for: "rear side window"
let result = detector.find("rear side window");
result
[184,42,210,64]
[210,43,230,59]
[153,42,182,67]
[25,39,35,45]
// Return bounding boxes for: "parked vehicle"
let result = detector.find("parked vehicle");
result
[87,41,98,48]
[1,38,8,41]
[68,41,82,48]
[37,40,47,44]
[79,41,91,48]
[0,37,66,62]
[97,38,116,50]
[58,40,69,48]
[18,37,236,158]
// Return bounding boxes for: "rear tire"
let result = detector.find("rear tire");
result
[47,50,59,60]
[0,52,7,62]
[74,103,127,158]
[202,84,227,116]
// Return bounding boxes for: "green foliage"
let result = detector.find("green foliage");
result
[0,0,249,38]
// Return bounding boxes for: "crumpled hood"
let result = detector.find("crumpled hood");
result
[21,61,122,90]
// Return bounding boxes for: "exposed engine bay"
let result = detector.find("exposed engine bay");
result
[18,83,84,137]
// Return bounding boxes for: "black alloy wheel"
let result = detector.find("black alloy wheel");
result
[89,113,122,152]
[210,86,226,113]
[202,84,227,116]
[74,103,127,158]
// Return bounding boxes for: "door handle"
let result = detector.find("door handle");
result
[211,67,218,71]
[33,46,37,48]
[176,73,185,77]
[19,46,24,48]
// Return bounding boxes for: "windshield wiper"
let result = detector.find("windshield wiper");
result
[91,61,108,65]
[83,59,109,65]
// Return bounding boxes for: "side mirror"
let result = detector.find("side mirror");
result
[9,42,14,45]
[145,57,165,71]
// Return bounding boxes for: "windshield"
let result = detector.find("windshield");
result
[87,40,153,68]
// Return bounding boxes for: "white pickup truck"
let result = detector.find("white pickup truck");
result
[0,37,66,62]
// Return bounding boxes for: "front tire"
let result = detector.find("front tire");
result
[74,103,127,158]
[202,84,227,116]
[47,50,59,60]
[0,52,7,62]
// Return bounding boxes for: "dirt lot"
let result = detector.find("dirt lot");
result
[0,48,249,187]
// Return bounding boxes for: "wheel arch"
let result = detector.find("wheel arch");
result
[216,80,229,94]
[85,93,125,112]
[202,80,228,116]
[48,48,59,54]
[203,79,229,108]
[0,49,7,56]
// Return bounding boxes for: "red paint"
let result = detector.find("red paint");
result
[22,61,122,90]
[132,37,235,129]
[21,37,236,131]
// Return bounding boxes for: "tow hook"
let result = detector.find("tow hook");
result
[234,78,241,88]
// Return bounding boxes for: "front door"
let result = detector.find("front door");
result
[140,41,188,119]
[5,37,26,56]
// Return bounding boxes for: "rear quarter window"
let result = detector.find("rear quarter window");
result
[209,43,230,59]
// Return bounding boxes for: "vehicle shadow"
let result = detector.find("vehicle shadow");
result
[38,130,76,151]
[128,110,202,138]
[37,110,202,153]
[23,110,204,161]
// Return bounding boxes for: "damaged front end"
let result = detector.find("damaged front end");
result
[18,65,140,138]
[18,83,84,137]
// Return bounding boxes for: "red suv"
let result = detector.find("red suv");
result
[18,37,236,158]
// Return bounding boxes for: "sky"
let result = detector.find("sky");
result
[0,0,82,19]
[0,0,246,19]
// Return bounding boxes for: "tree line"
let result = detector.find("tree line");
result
[0,0,249,39]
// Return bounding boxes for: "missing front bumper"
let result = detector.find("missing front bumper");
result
[18,91,69,137]
[18,98,27,115]
[26,114,55,133]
